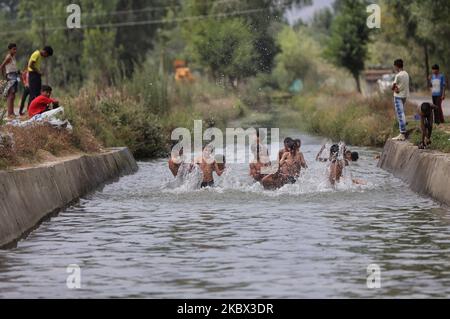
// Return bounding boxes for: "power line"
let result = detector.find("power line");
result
[0,3,292,36]
[3,0,246,24]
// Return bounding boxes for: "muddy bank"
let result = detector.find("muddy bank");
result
[378,139,450,206]
[0,148,138,248]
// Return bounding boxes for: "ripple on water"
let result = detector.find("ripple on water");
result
[0,141,449,298]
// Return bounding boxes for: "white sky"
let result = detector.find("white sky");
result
[285,0,335,24]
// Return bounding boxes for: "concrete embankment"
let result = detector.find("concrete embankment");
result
[0,148,138,248]
[378,139,450,206]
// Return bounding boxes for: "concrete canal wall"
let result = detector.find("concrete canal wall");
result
[0,148,138,248]
[378,139,450,206]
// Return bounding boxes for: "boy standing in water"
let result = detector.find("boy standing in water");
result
[250,143,271,182]
[316,144,345,185]
[195,144,226,188]
[429,64,446,125]
[294,139,308,169]
[391,59,410,141]
[262,139,302,189]
[278,137,294,161]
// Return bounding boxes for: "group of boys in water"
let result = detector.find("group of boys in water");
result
[168,135,361,190]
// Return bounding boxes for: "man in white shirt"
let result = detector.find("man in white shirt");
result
[391,59,410,141]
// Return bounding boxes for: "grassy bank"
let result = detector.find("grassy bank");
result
[287,91,398,147]
[286,90,450,152]
[288,90,423,147]
[409,116,450,153]
[0,70,246,169]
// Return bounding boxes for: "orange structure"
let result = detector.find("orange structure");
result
[173,59,195,83]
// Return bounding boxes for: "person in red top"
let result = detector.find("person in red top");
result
[28,85,59,118]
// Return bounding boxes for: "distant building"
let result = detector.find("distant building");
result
[363,68,393,95]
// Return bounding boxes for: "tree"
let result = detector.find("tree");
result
[273,26,318,90]
[374,0,450,88]
[114,0,174,77]
[190,18,256,86]
[181,0,311,74]
[325,0,370,93]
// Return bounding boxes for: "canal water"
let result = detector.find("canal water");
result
[0,132,449,298]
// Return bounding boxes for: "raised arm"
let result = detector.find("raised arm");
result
[214,162,225,176]
[316,145,328,162]
[300,153,308,169]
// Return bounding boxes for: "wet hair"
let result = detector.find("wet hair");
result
[330,144,339,157]
[351,152,359,162]
[294,139,301,149]
[421,102,432,116]
[432,64,439,70]
[43,46,54,56]
[394,59,404,68]
[286,139,297,155]
[8,43,16,50]
[284,137,293,147]
[41,85,52,93]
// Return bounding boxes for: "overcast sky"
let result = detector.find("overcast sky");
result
[285,0,335,24]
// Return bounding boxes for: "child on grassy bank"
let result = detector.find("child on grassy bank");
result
[417,102,436,149]
[28,85,59,118]
[392,59,410,141]
[429,64,446,125]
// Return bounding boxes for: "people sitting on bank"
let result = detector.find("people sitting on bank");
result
[0,43,19,119]
[194,144,226,188]
[418,102,436,149]
[262,138,303,190]
[27,46,53,105]
[28,85,59,118]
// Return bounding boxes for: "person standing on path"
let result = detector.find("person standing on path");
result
[0,43,19,119]
[27,46,53,105]
[429,64,446,125]
[391,59,410,141]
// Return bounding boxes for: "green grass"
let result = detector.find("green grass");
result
[409,123,450,153]
[289,92,395,147]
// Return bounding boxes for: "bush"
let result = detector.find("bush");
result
[63,88,167,158]
[292,92,396,146]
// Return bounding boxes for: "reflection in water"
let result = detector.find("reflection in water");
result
[0,133,449,298]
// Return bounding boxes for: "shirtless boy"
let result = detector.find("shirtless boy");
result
[262,139,303,189]
[195,144,226,188]
[168,142,193,177]
[250,143,271,182]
